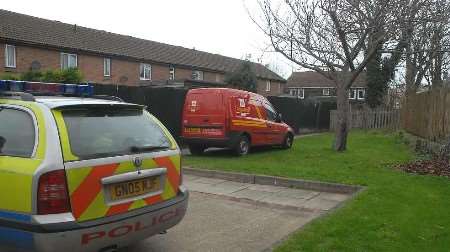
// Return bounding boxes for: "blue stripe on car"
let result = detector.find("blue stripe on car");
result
[0,210,31,222]
[0,226,34,249]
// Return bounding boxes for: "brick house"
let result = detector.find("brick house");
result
[0,9,285,96]
[286,71,367,102]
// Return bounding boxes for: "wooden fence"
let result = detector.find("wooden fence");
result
[330,109,401,131]
[401,88,450,142]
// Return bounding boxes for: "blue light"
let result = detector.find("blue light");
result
[76,84,94,96]
[62,84,78,95]
[1,80,94,97]
[0,80,7,91]
[9,81,26,92]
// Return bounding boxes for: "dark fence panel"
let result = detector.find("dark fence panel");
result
[93,84,188,141]
[268,96,336,134]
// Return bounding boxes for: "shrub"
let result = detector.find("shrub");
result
[12,68,84,83]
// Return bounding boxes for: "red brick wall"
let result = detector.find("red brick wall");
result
[0,43,283,95]
[257,79,284,96]
[0,43,60,76]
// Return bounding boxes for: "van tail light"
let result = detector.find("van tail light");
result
[37,170,71,215]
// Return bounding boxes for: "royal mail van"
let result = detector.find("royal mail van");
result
[181,88,294,155]
[0,80,188,252]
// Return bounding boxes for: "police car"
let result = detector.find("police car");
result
[0,80,188,252]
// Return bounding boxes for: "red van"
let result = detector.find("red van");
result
[181,88,294,155]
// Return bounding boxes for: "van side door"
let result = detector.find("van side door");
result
[262,100,283,144]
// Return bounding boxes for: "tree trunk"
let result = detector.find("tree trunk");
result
[334,85,350,151]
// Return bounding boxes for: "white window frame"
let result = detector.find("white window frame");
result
[357,89,366,100]
[169,65,175,80]
[289,89,298,97]
[299,88,305,99]
[5,44,16,68]
[192,70,204,80]
[349,89,357,100]
[103,58,111,77]
[140,63,152,80]
[265,80,271,92]
[60,53,78,69]
[323,88,330,96]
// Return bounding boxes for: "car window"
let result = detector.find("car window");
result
[0,107,36,157]
[262,101,277,121]
[61,108,171,160]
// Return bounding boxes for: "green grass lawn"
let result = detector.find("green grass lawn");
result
[184,131,450,251]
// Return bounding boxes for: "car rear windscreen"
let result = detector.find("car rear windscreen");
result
[61,108,171,160]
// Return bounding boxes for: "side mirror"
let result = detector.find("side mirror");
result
[276,113,283,123]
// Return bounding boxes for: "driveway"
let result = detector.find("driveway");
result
[123,175,352,252]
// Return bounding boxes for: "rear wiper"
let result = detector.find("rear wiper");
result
[130,145,169,153]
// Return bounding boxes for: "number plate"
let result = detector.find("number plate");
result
[109,176,160,201]
[184,127,201,133]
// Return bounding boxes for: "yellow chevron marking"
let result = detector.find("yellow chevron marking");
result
[78,192,109,222]
[161,179,176,200]
[67,167,92,195]
[128,199,147,210]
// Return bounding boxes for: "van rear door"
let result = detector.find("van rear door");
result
[183,90,226,138]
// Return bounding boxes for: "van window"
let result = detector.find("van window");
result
[61,108,171,160]
[0,108,35,157]
[263,101,277,121]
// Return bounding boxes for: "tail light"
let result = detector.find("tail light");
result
[37,170,71,215]
[179,157,183,186]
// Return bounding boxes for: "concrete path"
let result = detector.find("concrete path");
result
[124,175,352,252]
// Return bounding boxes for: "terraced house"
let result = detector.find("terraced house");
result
[0,9,285,96]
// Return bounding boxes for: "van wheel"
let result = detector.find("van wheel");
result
[282,134,294,149]
[235,135,250,156]
[189,145,205,155]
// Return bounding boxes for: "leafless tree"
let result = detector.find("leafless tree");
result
[252,0,409,151]
[404,0,450,93]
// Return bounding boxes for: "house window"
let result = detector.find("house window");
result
[357,89,365,100]
[215,74,221,82]
[5,44,16,68]
[169,65,175,80]
[323,88,330,96]
[289,88,304,99]
[192,70,203,80]
[349,89,357,100]
[140,63,152,80]
[61,53,77,69]
[104,58,111,77]
[289,89,298,96]
[299,88,305,99]
[265,80,271,92]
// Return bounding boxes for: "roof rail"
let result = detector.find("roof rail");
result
[91,95,124,102]
[0,91,36,102]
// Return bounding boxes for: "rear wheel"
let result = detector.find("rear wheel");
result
[234,135,250,156]
[189,144,206,155]
[282,134,294,149]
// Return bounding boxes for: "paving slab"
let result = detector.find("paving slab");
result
[123,174,354,252]
[124,192,320,252]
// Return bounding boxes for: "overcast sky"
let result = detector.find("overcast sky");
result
[2,0,296,77]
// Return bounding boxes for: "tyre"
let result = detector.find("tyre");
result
[282,134,294,149]
[234,135,250,156]
[189,144,206,155]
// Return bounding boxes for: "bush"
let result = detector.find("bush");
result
[3,68,84,83]
[0,73,20,80]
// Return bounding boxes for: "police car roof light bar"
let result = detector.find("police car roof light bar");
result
[0,80,94,98]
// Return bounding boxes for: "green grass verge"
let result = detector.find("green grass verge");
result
[184,131,450,251]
